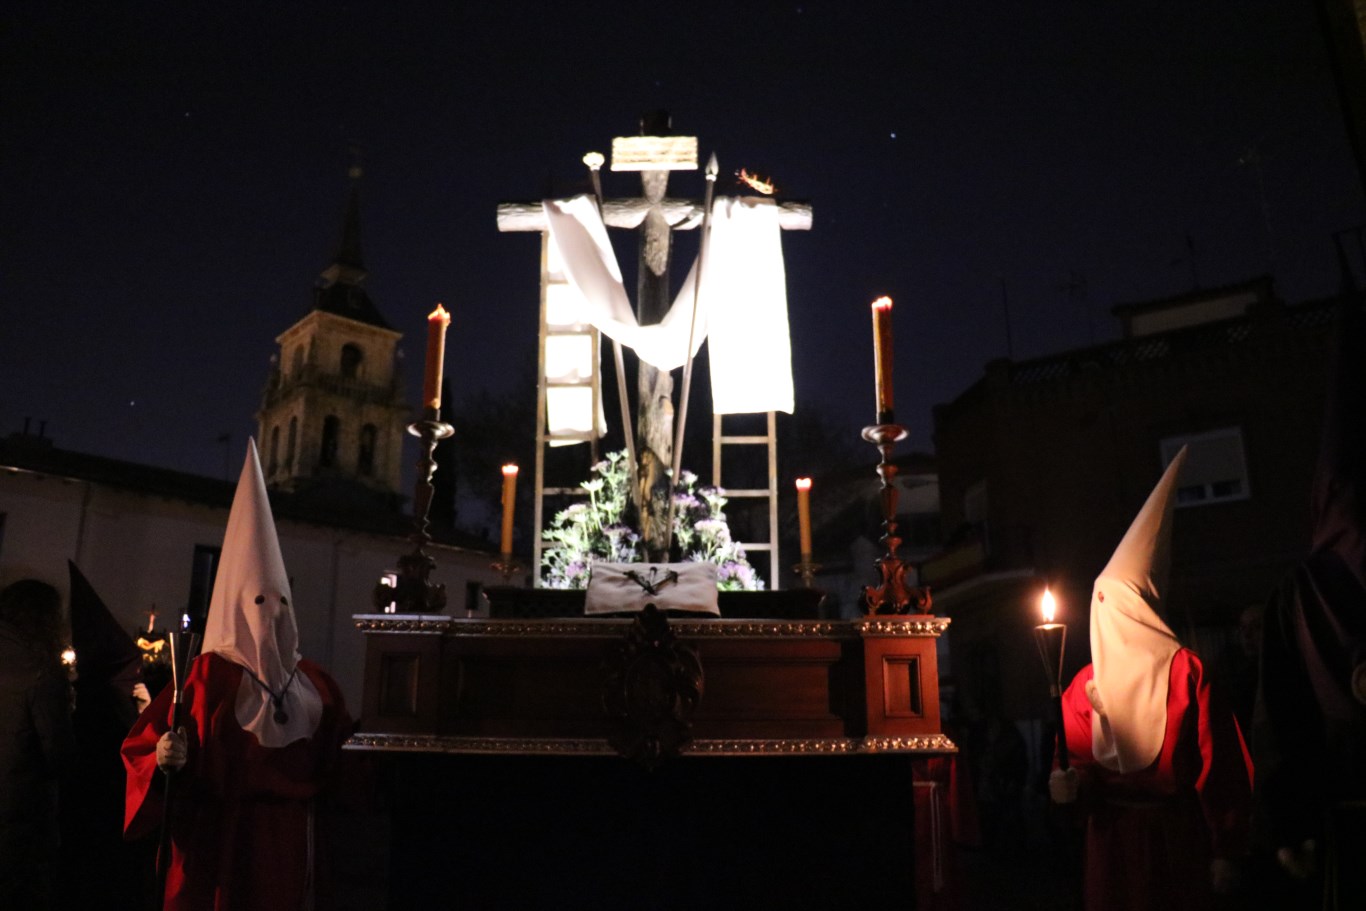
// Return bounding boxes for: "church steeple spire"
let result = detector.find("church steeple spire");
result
[336,161,365,271]
[313,160,390,330]
[257,163,408,504]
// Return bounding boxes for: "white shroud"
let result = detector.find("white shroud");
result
[541,194,794,429]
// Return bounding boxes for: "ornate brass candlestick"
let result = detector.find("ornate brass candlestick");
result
[374,409,453,613]
[861,422,932,614]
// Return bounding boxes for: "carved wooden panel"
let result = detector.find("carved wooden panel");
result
[862,636,941,738]
[379,653,419,717]
[881,655,923,718]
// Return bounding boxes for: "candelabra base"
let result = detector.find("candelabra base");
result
[860,422,932,615]
[374,550,448,615]
[374,413,454,614]
[492,555,522,587]
[792,559,821,590]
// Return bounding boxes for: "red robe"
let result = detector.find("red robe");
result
[911,752,978,910]
[1060,649,1252,911]
[122,653,352,911]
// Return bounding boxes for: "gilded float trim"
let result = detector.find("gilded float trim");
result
[344,732,957,756]
[354,615,949,638]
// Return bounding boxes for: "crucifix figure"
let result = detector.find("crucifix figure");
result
[614,111,697,557]
[497,111,812,562]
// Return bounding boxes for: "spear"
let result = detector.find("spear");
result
[583,151,640,508]
[154,628,200,910]
[664,152,718,557]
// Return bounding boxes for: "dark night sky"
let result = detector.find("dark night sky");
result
[3,1,1363,483]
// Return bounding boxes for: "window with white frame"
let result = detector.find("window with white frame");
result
[1160,428,1250,506]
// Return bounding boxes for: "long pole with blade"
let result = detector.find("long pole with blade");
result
[583,151,640,508]
[664,152,718,557]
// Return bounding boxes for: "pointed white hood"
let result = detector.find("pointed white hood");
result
[201,439,321,747]
[1088,447,1187,773]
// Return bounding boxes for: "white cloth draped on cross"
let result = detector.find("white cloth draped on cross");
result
[541,194,795,432]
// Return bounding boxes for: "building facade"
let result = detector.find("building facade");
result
[0,432,501,708]
[0,172,497,707]
[925,277,1346,725]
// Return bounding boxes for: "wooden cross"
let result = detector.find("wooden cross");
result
[497,112,812,560]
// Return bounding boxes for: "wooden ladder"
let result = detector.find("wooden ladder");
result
[532,232,601,583]
[712,411,780,588]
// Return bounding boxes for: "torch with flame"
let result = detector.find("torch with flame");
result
[59,646,77,688]
[1032,587,1070,770]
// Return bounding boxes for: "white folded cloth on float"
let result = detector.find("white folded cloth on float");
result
[701,196,794,414]
[584,562,720,616]
[542,194,794,424]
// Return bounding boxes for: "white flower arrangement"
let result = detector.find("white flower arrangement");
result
[541,450,764,591]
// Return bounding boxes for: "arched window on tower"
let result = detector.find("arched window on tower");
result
[269,425,280,475]
[358,424,377,476]
[291,346,304,376]
[320,415,340,467]
[341,343,364,379]
[286,417,298,470]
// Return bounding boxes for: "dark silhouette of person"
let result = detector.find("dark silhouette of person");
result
[1214,602,1263,736]
[0,578,76,909]
[59,561,154,911]
[1253,299,1366,908]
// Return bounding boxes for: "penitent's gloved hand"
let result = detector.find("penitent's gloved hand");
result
[1049,767,1079,804]
[156,727,187,772]
[1209,858,1239,893]
[1275,840,1317,880]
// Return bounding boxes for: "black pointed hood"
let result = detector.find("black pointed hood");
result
[67,560,141,688]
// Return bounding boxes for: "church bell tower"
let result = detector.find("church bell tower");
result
[257,166,408,505]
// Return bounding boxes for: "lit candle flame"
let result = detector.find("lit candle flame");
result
[1041,588,1057,624]
[61,647,77,667]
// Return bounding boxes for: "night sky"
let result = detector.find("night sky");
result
[4,2,1363,483]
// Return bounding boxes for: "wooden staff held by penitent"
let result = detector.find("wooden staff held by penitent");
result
[154,627,201,911]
